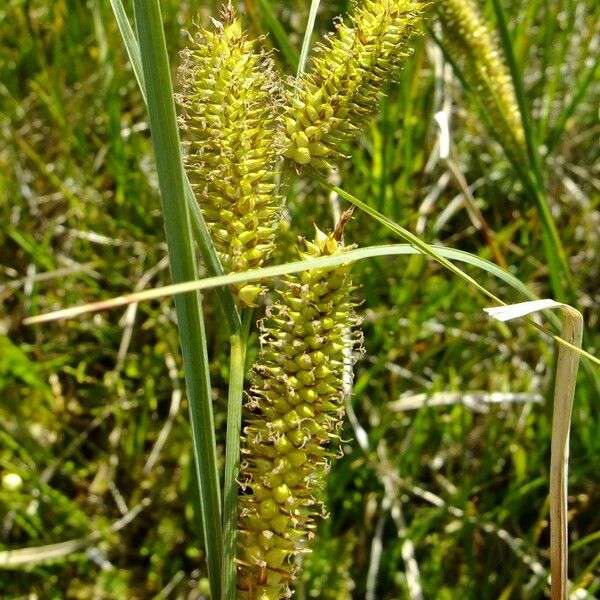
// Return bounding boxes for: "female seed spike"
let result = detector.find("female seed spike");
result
[436,0,526,158]
[237,222,362,599]
[284,0,425,170]
[177,7,285,306]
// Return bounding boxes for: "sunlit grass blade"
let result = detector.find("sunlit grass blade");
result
[222,309,253,600]
[297,0,321,77]
[312,181,600,372]
[321,177,600,394]
[132,2,222,597]
[315,173,501,304]
[22,244,600,370]
[548,305,582,600]
[108,0,145,97]
[486,300,584,600]
[20,245,513,320]
[256,0,299,71]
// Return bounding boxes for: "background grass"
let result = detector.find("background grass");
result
[1,0,599,598]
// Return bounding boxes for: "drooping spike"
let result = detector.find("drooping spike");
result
[283,0,426,170]
[237,225,362,598]
[177,9,285,306]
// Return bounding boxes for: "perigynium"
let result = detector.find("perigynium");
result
[283,0,425,170]
[236,224,362,599]
[436,0,526,158]
[177,6,285,306]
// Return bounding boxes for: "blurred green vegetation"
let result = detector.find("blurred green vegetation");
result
[1,0,598,598]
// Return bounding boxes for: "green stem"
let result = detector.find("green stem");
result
[296,0,321,77]
[133,3,222,597]
[222,310,253,600]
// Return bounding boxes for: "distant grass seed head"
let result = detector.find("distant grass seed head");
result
[237,226,361,599]
[284,0,425,170]
[177,8,285,306]
[436,0,526,157]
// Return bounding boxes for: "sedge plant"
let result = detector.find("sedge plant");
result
[159,1,422,597]
[3,0,596,597]
[174,2,424,597]
[99,0,593,599]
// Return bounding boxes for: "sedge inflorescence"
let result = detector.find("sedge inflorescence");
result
[237,227,362,599]
[436,0,525,158]
[283,0,425,170]
[177,2,427,596]
[177,7,284,306]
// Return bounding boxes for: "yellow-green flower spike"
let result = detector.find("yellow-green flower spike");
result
[237,225,362,599]
[177,7,284,306]
[436,0,526,158]
[283,0,425,170]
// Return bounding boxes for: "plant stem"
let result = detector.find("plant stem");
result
[133,2,222,597]
[296,0,321,77]
[222,310,253,600]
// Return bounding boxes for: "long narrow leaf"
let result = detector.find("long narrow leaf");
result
[22,243,600,369]
[132,3,222,597]
[297,0,321,76]
[486,301,584,600]
[109,0,241,335]
[109,0,145,98]
[316,174,503,305]
[318,178,600,391]
[221,314,252,600]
